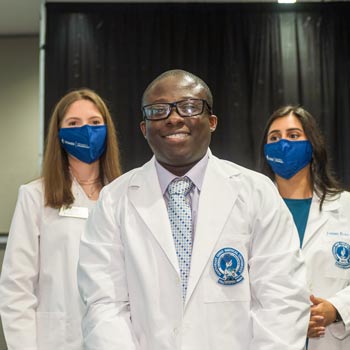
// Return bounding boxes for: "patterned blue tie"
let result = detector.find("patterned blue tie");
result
[167,177,193,302]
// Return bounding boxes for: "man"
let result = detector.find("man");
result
[78,69,309,349]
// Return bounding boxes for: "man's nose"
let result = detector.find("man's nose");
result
[166,107,185,124]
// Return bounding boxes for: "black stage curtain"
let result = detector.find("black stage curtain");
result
[45,2,350,186]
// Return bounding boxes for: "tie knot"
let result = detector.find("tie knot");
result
[167,177,193,196]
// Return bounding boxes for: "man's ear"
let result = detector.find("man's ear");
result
[140,121,147,139]
[209,115,218,132]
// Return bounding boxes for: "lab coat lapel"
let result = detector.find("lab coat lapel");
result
[185,156,240,306]
[128,158,180,274]
[302,193,340,248]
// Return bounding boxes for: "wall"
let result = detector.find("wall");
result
[0,36,40,234]
[0,35,40,349]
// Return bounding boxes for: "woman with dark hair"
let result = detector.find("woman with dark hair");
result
[260,105,350,350]
[0,89,122,349]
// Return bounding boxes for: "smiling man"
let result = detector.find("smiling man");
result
[139,71,217,175]
[78,69,310,350]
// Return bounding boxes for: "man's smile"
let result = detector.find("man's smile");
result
[163,132,190,140]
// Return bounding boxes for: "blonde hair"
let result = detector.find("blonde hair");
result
[42,88,122,208]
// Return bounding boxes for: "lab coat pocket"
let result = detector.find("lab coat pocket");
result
[203,237,251,349]
[204,236,250,303]
[37,312,65,349]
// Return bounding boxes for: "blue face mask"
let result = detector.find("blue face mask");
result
[59,124,107,164]
[264,139,313,179]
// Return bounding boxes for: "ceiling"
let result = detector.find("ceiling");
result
[0,0,345,36]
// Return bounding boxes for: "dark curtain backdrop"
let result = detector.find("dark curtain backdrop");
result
[45,2,350,186]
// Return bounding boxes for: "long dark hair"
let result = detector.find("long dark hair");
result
[260,105,343,209]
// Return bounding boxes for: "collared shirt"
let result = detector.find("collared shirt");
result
[155,151,209,238]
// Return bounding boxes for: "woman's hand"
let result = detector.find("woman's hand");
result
[307,294,338,338]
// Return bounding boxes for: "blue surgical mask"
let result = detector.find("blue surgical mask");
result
[59,124,107,164]
[264,139,313,179]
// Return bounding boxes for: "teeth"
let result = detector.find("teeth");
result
[166,133,188,139]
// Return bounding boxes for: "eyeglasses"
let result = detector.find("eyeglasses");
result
[142,98,212,121]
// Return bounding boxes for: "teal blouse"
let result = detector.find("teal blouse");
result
[283,198,312,248]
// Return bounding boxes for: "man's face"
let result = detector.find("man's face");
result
[140,75,217,173]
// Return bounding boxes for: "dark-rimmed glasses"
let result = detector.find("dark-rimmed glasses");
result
[142,99,212,121]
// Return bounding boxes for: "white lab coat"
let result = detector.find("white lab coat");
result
[0,179,95,350]
[303,192,350,350]
[78,153,310,350]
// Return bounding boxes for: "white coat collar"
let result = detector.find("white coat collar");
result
[302,191,341,248]
[185,154,241,306]
[128,157,179,274]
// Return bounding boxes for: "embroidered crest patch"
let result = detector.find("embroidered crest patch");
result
[332,241,350,269]
[213,247,245,285]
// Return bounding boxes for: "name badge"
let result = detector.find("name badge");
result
[59,206,89,219]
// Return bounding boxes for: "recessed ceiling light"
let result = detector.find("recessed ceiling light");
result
[278,0,296,3]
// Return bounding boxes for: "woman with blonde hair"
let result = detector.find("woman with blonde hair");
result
[0,88,122,349]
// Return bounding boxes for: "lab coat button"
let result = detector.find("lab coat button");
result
[173,327,179,336]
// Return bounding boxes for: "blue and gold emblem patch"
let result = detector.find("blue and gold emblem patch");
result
[213,247,244,285]
[332,241,350,269]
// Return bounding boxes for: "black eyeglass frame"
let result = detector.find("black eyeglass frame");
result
[142,98,212,121]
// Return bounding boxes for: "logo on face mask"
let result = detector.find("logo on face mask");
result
[59,124,107,164]
[264,139,313,179]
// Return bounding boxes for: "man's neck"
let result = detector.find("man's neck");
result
[159,161,199,177]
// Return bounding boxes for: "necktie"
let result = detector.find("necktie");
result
[167,177,193,302]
